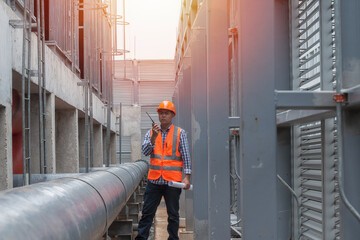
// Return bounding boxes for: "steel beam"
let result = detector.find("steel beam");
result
[206,0,230,238]
[276,109,336,126]
[338,0,360,238]
[320,1,338,238]
[344,84,360,106]
[183,55,194,230]
[190,3,209,238]
[275,90,337,109]
[238,1,278,239]
[274,1,292,239]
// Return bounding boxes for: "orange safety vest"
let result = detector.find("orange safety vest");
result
[148,125,183,182]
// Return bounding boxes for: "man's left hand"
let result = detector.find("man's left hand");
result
[182,174,191,190]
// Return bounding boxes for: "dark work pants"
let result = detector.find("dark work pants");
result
[135,181,182,240]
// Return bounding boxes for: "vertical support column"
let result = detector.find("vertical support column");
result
[78,118,87,168]
[122,105,141,163]
[30,94,40,173]
[339,1,360,238]
[206,0,230,238]
[45,93,56,173]
[190,4,209,239]
[93,124,103,167]
[183,56,194,231]
[133,60,139,105]
[30,93,55,173]
[177,68,185,220]
[321,119,337,239]
[0,106,12,190]
[341,110,360,238]
[274,1,291,239]
[292,125,302,240]
[320,1,337,239]
[55,109,79,173]
[238,1,277,239]
[289,1,301,239]
[110,132,116,164]
[103,127,106,165]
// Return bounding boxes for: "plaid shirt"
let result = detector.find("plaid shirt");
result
[142,124,192,185]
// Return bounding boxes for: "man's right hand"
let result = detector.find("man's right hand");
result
[150,123,160,144]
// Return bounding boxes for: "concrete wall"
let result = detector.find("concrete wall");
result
[0,107,12,190]
[122,105,141,162]
[28,93,56,174]
[0,1,12,107]
[102,128,106,165]
[30,94,41,173]
[110,132,116,164]
[45,93,56,173]
[93,124,103,167]
[55,110,79,173]
[0,1,13,190]
[78,118,87,169]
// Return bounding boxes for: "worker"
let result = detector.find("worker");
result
[135,100,192,240]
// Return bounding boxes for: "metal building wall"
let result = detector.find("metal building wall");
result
[174,0,360,239]
[113,59,175,161]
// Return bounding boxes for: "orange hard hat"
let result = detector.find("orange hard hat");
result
[157,100,176,116]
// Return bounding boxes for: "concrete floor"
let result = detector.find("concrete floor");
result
[131,197,193,240]
[154,198,193,240]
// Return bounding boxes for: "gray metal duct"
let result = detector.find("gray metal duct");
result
[0,161,148,240]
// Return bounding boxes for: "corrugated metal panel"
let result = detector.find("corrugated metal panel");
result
[138,60,175,81]
[113,80,133,105]
[120,136,131,163]
[114,60,134,80]
[139,81,175,105]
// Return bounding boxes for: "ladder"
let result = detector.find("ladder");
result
[19,0,47,185]
[35,0,47,174]
[21,0,33,185]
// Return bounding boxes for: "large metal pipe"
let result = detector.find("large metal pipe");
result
[0,161,148,239]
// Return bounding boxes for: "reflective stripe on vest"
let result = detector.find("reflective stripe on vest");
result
[148,125,183,182]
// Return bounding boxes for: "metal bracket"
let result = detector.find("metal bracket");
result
[333,93,348,103]
[75,2,108,11]
[9,20,37,29]
[29,70,38,77]
[77,80,88,86]
[228,116,241,129]
[228,27,238,34]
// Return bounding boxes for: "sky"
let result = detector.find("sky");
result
[117,0,182,60]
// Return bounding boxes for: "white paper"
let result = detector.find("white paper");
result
[168,181,193,191]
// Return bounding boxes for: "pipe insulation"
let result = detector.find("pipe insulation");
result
[0,160,148,240]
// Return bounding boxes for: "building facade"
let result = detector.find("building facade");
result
[0,0,118,190]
